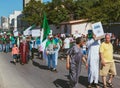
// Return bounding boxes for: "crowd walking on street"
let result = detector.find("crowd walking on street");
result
[0,31,118,88]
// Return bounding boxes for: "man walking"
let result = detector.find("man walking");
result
[100,34,117,88]
[66,37,87,88]
[86,31,100,88]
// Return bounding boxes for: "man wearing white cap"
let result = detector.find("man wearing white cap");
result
[45,34,57,72]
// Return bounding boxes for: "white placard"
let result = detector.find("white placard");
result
[92,22,104,38]
[14,31,18,36]
[31,29,40,37]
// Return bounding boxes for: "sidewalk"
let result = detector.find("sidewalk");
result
[113,54,120,62]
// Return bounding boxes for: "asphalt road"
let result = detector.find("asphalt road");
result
[0,52,120,88]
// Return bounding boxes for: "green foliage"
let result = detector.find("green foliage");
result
[22,0,44,26]
[22,0,120,26]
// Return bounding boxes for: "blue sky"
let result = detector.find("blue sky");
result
[0,0,51,18]
[0,0,23,18]
[44,0,51,3]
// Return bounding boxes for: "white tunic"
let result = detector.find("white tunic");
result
[87,39,100,83]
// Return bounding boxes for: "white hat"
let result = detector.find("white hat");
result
[49,34,53,38]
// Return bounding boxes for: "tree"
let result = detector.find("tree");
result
[22,0,44,26]
[22,0,120,27]
[45,0,70,25]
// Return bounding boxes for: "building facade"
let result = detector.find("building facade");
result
[59,19,91,35]
[23,0,52,8]
[1,16,9,31]
[9,11,23,31]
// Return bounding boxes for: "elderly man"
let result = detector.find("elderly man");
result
[66,37,87,88]
[100,34,117,88]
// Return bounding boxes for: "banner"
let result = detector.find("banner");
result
[23,30,31,35]
[31,29,40,37]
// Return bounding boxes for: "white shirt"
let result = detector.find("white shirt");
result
[82,45,87,51]
[64,38,70,49]
[74,33,81,39]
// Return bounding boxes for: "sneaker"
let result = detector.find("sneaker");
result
[47,67,52,70]
[13,62,16,65]
[52,68,58,72]
[106,81,113,88]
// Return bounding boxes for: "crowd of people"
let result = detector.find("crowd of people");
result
[66,32,117,88]
[0,31,118,88]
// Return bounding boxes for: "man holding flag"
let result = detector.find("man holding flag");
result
[39,13,58,72]
[39,13,51,65]
[45,34,57,72]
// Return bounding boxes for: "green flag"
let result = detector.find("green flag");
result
[24,24,36,31]
[41,13,50,42]
[24,24,36,35]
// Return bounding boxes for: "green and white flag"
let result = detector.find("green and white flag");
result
[23,24,36,35]
[41,13,50,42]
[40,13,51,62]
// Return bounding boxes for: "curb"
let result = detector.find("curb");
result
[113,54,120,63]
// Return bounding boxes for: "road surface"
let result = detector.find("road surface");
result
[0,52,120,88]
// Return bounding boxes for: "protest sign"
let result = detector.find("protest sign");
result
[92,22,104,39]
[31,29,40,37]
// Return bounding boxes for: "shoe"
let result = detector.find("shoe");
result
[48,67,52,70]
[103,85,108,88]
[88,84,92,88]
[61,58,64,60]
[13,62,16,65]
[21,63,24,65]
[95,84,99,88]
[52,68,58,72]
[106,81,114,88]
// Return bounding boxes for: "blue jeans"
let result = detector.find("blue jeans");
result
[2,44,5,52]
[47,53,56,69]
[5,44,10,53]
[0,44,2,52]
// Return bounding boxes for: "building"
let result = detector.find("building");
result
[58,19,91,35]
[8,11,23,31]
[1,16,9,31]
[23,0,52,8]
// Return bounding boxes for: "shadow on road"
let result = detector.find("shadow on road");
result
[53,75,88,88]
[32,60,48,70]
[53,75,70,88]
[53,79,70,88]
[79,76,88,87]
[79,76,103,87]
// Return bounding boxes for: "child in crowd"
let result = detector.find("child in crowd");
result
[11,44,19,64]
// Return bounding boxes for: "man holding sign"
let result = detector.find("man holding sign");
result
[86,30,100,88]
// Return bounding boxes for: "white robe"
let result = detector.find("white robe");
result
[87,39,100,83]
